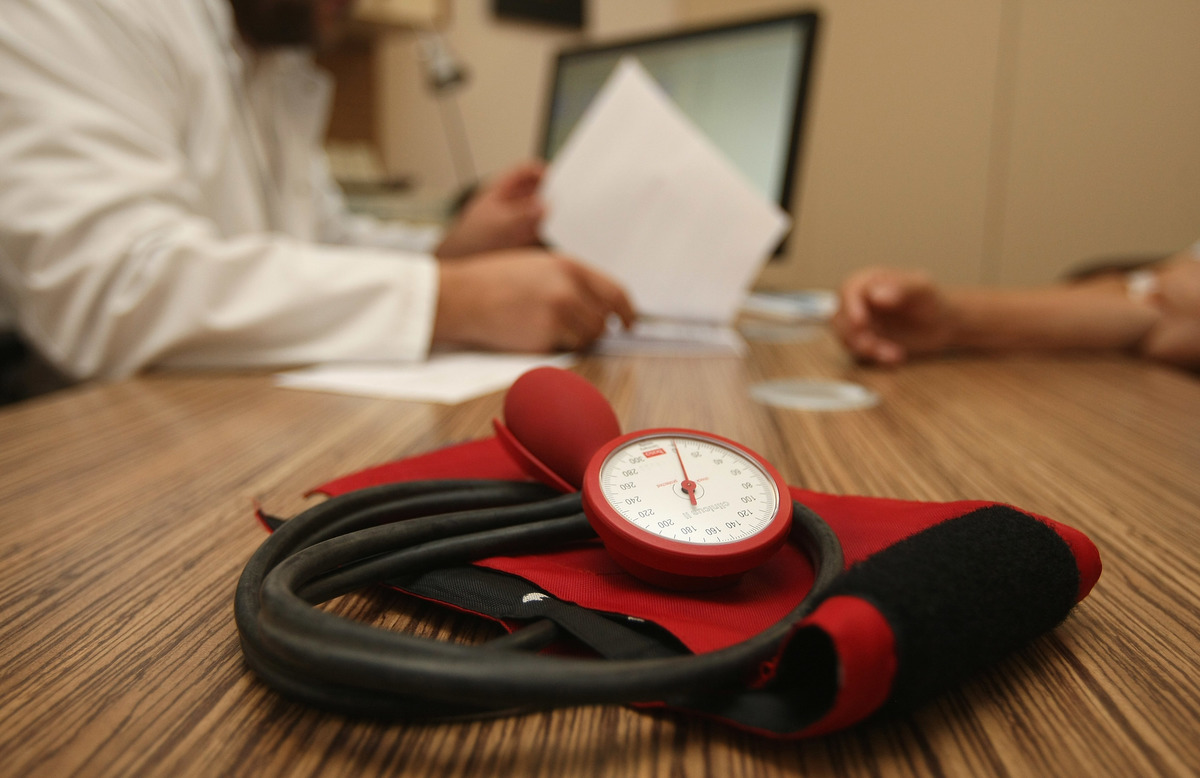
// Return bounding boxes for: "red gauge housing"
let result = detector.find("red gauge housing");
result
[581,428,793,590]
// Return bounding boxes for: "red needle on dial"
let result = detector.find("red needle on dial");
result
[675,442,698,505]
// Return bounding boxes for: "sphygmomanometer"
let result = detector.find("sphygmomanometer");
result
[236,367,1101,737]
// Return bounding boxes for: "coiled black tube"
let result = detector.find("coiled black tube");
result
[235,479,842,719]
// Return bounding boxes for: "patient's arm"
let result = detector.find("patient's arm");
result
[832,254,1199,369]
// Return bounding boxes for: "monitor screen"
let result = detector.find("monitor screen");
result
[541,12,819,215]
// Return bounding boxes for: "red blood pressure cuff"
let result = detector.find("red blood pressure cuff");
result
[301,436,1101,738]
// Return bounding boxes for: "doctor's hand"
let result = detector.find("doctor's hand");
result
[432,249,635,353]
[831,267,959,365]
[435,161,547,259]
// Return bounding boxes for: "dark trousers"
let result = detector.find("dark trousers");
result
[0,331,68,406]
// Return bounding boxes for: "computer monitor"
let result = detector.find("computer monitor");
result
[540,12,820,221]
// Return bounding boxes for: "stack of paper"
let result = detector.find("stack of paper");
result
[276,354,575,404]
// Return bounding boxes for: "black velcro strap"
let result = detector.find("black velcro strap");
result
[391,566,687,660]
[824,504,1081,714]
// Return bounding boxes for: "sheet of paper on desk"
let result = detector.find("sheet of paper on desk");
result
[540,58,791,344]
[274,353,575,404]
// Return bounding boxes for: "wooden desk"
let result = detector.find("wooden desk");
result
[3,332,1199,777]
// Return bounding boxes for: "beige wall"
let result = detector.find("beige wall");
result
[990,0,1200,285]
[373,0,1200,288]
[734,1,1005,288]
[376,0,677,191]
[682,0,1200,288]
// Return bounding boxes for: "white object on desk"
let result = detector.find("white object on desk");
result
[741,289,838,322]
[540,58,791,352]
[750,379,880,412]
[594,317,747,357]
[275,353,575,404]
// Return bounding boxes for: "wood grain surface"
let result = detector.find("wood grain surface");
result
[2,331,1198,777]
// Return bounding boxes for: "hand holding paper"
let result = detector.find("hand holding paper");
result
[540,58,791,326]
[272,59,790,401]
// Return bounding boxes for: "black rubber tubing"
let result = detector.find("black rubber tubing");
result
[235,479,843,719]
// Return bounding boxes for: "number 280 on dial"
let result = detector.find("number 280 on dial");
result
[581,428,793,589]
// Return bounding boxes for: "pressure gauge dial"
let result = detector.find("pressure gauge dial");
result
[581,428,793,589]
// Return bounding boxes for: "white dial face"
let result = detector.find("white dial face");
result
[597,433,781,545]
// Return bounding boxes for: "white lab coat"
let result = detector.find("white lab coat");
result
[0,0,442,380]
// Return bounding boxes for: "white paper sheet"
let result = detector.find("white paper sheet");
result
[540,58,791,327]
[274,353,575,404]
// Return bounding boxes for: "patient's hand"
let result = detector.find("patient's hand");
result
[1139,256,1200,368]
[831,267,959,365]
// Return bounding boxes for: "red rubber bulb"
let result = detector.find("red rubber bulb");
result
[502,367,621,489]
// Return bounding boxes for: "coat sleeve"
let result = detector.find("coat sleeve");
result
[0,0,438,380]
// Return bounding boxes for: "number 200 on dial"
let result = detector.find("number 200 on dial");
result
[581,428,793,589]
